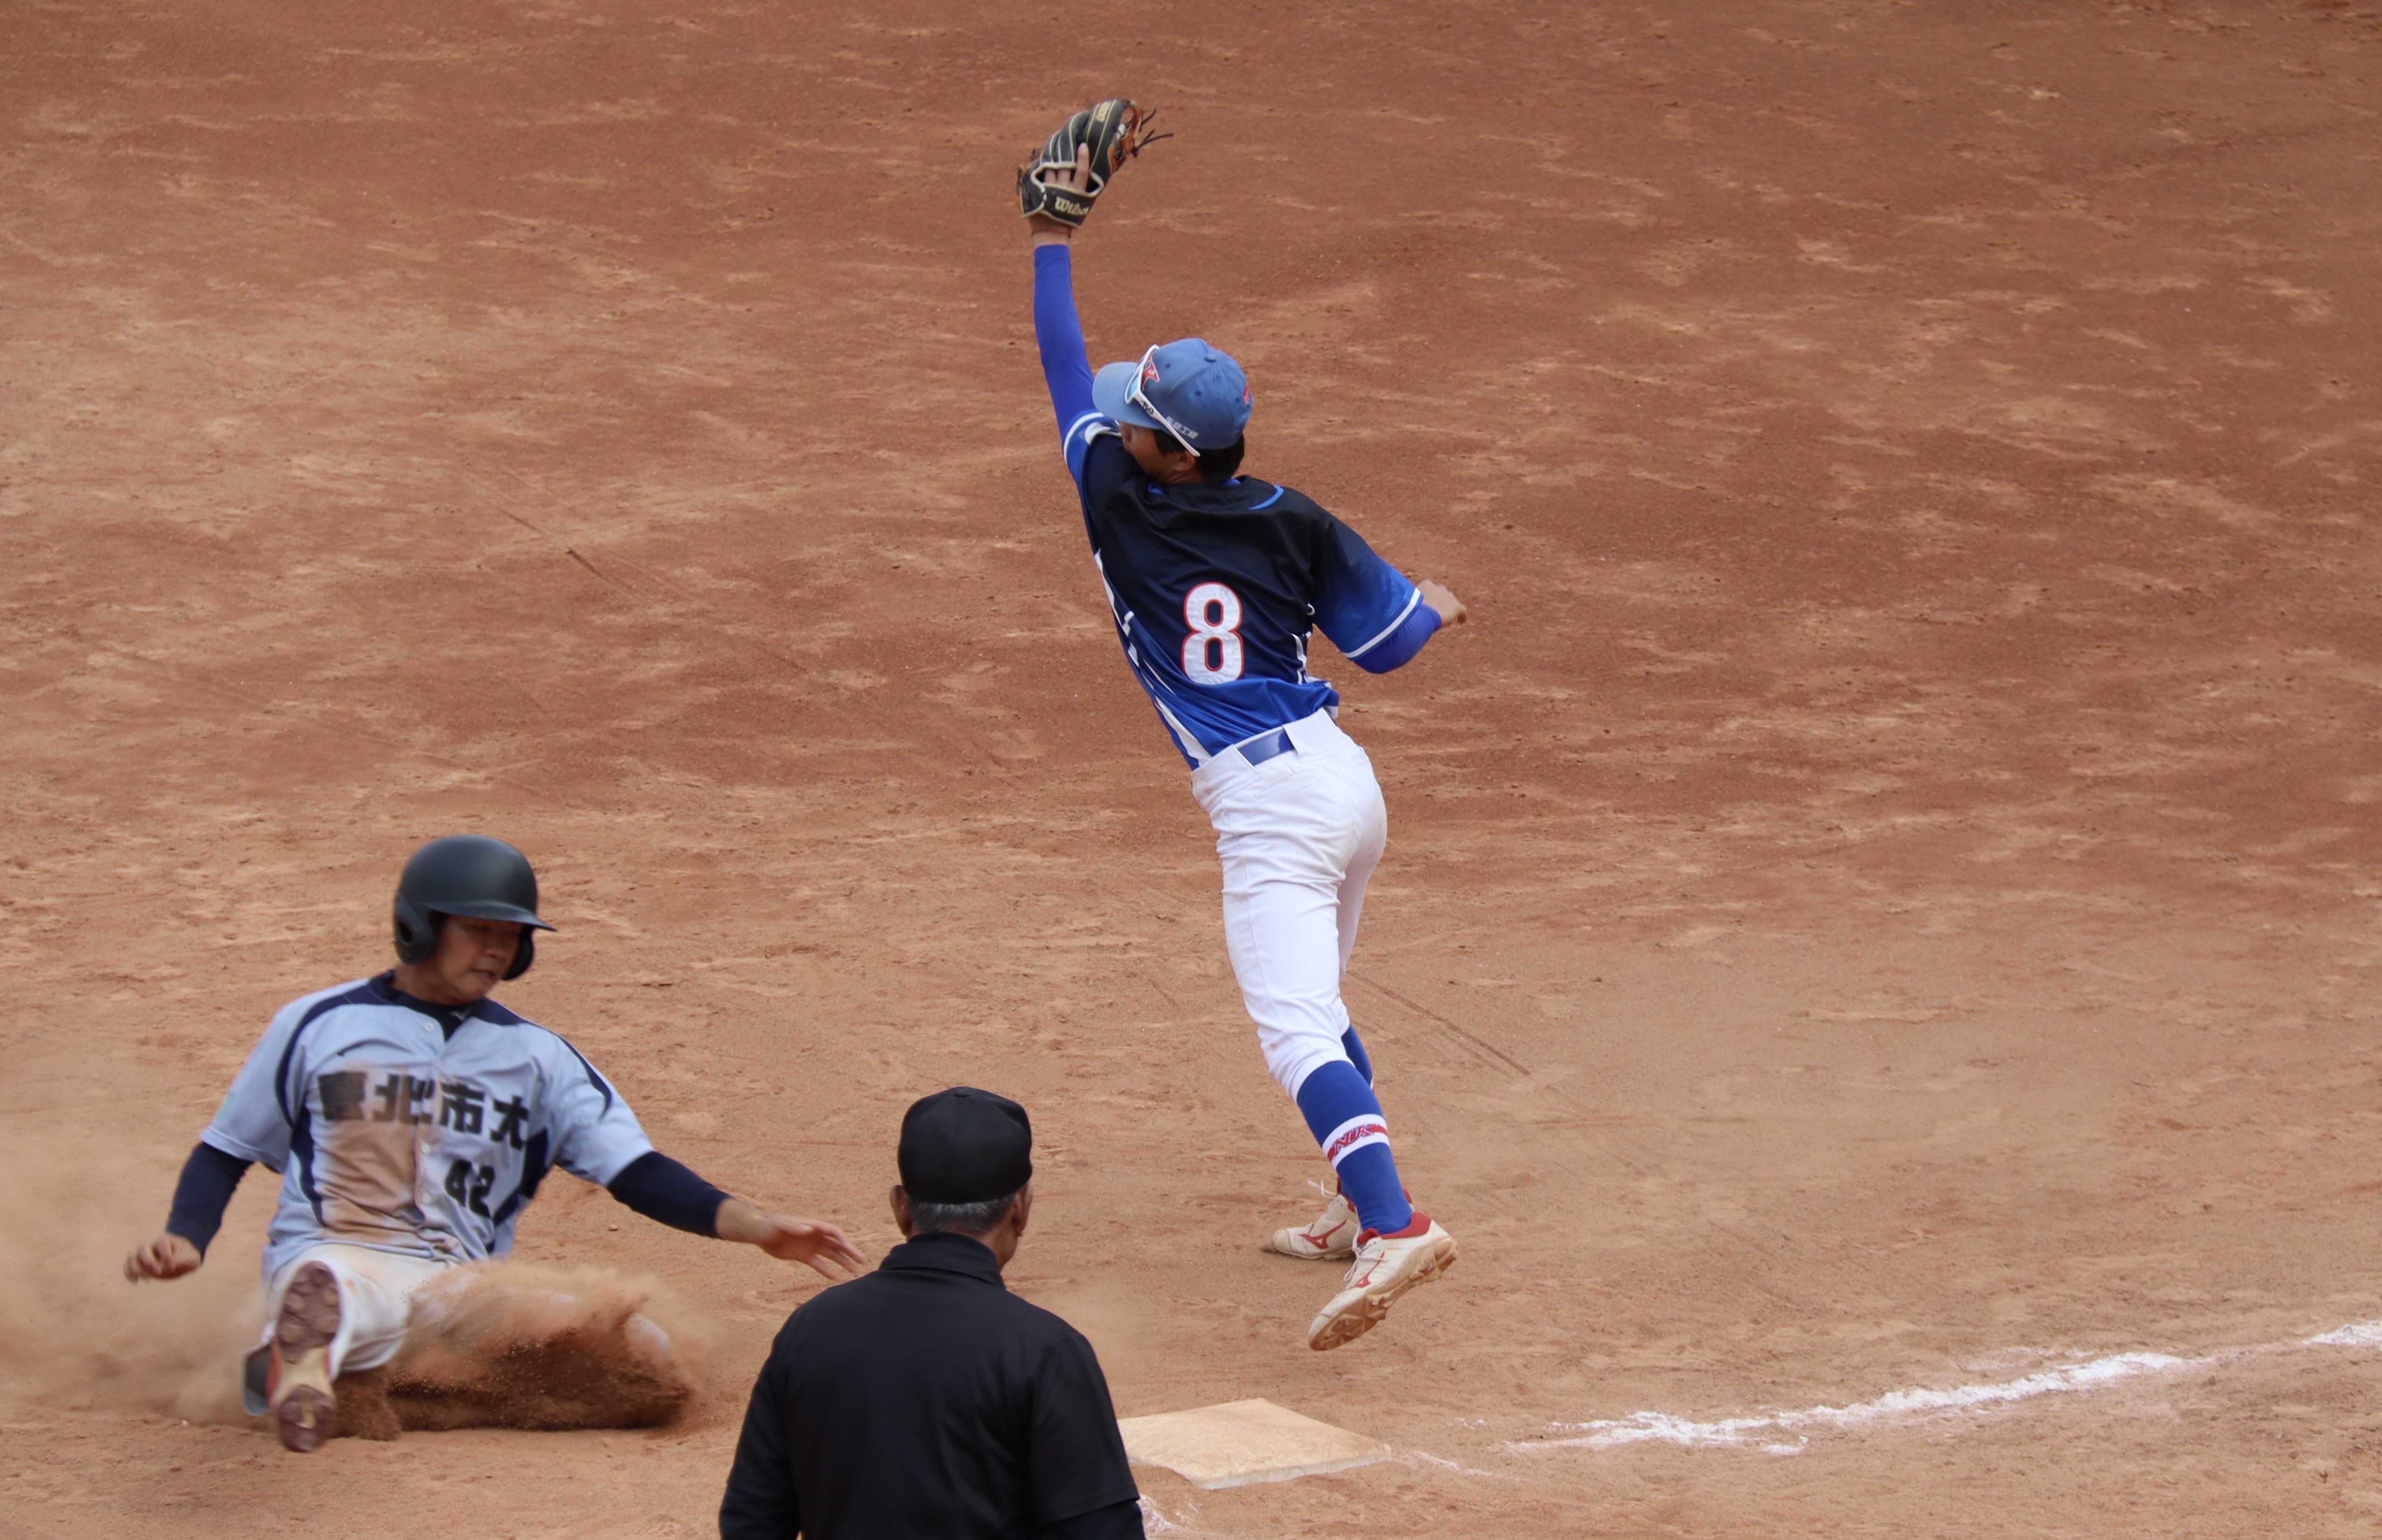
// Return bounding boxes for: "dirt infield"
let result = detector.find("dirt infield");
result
[6,0,2382,1534]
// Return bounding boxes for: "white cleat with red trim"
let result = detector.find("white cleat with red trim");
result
[1269,1181,1360,1260]
[1306,1213,1456,1351]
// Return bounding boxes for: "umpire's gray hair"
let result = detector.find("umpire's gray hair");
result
[909,1187,1024,1238]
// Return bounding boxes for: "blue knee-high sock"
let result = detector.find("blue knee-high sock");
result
[1294,1059,1414,1236]
[1340,1026,1374,1086]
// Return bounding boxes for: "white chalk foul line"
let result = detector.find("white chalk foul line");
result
[1509,1319,2382,1456]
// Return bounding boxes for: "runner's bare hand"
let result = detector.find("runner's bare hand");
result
[717,1199,868,1280]
[125,1232,201,1282]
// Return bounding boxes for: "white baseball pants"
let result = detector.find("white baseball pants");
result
[261,1243,448,1377]
[257,1243,681,1381]
[1191,709,1387,1098]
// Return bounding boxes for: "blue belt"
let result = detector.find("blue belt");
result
[1237,728,1296,766]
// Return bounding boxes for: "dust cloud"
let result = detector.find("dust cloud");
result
[379,1259,712,1433]
[0,1137,261,1423]
[0,1139,713,1435]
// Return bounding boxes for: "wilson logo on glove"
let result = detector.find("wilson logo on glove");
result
[1016,98,1170,230]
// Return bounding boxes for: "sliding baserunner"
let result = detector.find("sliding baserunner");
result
[125,835,864,1448]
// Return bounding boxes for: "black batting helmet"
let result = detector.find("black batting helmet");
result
[392,835,555,981]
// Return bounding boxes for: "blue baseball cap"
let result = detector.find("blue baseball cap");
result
[1093,338,1253,450]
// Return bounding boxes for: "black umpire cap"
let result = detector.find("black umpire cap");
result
[899,1088,1033,1204]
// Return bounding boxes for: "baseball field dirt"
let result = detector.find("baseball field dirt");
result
[6,1,2382,1535]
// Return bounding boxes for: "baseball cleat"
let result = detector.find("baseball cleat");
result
[268,1261,342,1452]
[1307,1214,1456,1351]
[1270,1181,1360,1260]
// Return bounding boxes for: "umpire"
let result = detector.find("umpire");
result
[719,1088,1144,1540]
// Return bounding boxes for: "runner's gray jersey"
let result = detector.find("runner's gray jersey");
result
[201,974,654,1282]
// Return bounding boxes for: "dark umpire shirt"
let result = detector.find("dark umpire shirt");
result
[719,1231,1144,1540]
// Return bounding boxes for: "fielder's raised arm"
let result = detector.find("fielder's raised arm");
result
[1022,115,1465,644]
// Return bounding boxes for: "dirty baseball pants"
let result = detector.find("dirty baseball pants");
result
[260,1243,447,1378]
[254,1243,679,1382]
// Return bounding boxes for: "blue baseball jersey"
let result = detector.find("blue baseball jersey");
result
[200,973,655,1281]
[1032,247,1438,767]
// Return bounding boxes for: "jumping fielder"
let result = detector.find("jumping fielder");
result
[124,835,865,1451]
[1018,104,1469,1350]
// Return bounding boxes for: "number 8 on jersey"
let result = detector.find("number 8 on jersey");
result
[1183,582,1245,685]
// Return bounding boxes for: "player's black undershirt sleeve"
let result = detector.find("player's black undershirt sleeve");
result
[164,1142,252,1256]
[606,1150,731,1237]
[1036,1498,1148,1540]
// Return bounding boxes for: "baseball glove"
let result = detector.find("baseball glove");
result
[1016,99,1169,229]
